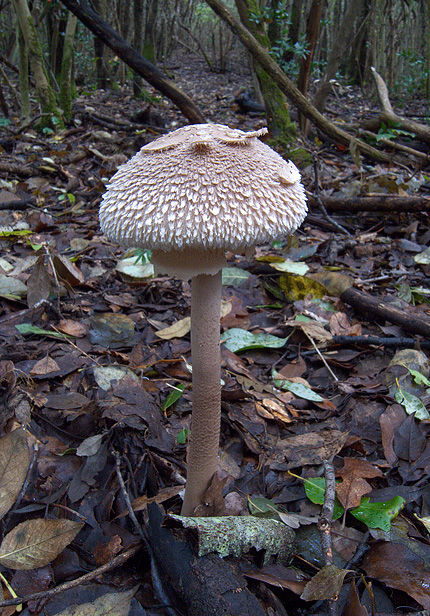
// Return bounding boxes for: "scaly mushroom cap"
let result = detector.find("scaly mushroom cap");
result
[100,124,307,279]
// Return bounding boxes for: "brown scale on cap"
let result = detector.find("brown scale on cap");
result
[100,124,307,516]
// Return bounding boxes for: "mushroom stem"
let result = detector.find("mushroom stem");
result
[181,270,223,516]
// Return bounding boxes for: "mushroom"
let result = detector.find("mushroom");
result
[99,123,307,516]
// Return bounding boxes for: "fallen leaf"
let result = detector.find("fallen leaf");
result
[56,319,88,338]
[156,317,191,339]
[362,541,430,609]
[336,458,383,510]
[0,518,84,570]
[53,585,139,616]
[30,356,60,376]
[0,428,30,520]
[301,564,350,601]
[26,255,51,307]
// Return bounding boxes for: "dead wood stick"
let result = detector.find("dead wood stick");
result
[307,194,430,213]
[332,335,430,349]
[359,129,430,161]
[371,67,430,144]
[340,287,430,338]
[0,544,143,608]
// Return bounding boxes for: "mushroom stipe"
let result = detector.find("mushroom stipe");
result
[100,124,307,516]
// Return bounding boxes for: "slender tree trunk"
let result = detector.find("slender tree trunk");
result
[284,0,301,63]
[426,0,430,98]
[235,0,298,151]
[133,0,144,96]
[59,11,77,122]
[92,0,110,88]
[12,0,63,128]
[204,0,392,163]
[59,0,205,123]
[17,23,30,120]
[143,0,158,63]
[297,0,323,132]
[313,0,365,113]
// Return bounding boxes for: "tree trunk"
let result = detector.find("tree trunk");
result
[284,0,301,63]
[143,0,158,63]
[17,23,30,120]
[59,11,77,122]
[235,0,298,151]
[92,0,110,88]
[12,0,63,128]
[59,0,205,124]
[133,0,144,96]
[313,0,365,113]
[297,0,323,131]
[204,0,392,163]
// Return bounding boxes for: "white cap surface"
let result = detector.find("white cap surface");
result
[100,124,307,279]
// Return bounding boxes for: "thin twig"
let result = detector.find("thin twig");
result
[113,451,179,616]
[318,460,338,616]
[310,156,351,236]
[0,544,143,608]
[303,330,339,382]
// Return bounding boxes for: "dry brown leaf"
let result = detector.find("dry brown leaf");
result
[52,253,85,286]
[30,356,60,376]
[269,430,350,470]
[301,564,350,601]
[0,428,30,520]
[336,458,383,510]
[0,518,84,570]
[362,541,430,609]
[255,399,292,424]
[156,317,191,339]
[343,580,369,616]
[56,319,88,338]
[126,485,184,516]
[53,585,139,616]
[26,255,51,308]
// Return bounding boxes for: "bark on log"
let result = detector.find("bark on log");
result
[340,287,430,338]
[147,503,267,616]
[59,0,206,124]
[307,194,430,213]
[371,67,430,145]
[204,0,392,163]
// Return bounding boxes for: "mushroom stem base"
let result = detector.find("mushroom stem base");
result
[181,270,222,516]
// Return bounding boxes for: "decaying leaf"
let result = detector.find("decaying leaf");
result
[0,518,84,570]
[336,458,383,511]
[301,564,351,601]
[26,255,51,307]
[53,585,139,616]
[362,541,430,609]
[0,428,30,520]
[156,316,191,339]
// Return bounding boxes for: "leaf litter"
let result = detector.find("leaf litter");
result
[1,59,430,616]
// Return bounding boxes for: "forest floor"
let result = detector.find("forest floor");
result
[1,51,430,616]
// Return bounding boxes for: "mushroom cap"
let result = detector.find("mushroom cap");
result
[99,123,307,279]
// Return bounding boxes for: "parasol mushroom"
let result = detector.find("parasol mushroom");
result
[99,123,307,516]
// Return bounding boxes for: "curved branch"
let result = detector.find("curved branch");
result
[205,0,392,163]
[59,0,206,124]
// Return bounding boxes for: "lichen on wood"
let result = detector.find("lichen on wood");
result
[165,514,296,565]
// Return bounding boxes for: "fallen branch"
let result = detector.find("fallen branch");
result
[204,0,393,163]
[0,544,143,608]
[359,129,430,162]
[59,0,205,124]
[332,335,430,349]
[340,287,430,338]
[371,67,430,145]
[306,194,430,213]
